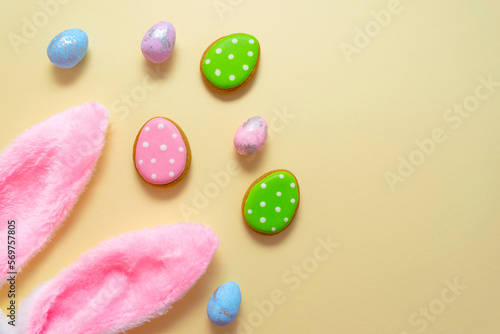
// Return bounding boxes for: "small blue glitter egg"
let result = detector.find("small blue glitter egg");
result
[207,281,241,326]
[47,29,88,69]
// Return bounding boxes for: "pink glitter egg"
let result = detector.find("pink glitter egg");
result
[141,21,176,63]
[234,116,268,156]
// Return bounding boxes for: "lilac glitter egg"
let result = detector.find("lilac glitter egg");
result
[141,21,176,63]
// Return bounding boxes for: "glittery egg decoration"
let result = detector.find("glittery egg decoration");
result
[234,116,268,156]
[47,28,88,69]
[141,21,176,63]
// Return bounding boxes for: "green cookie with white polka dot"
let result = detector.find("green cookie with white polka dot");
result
[243,170,300,234]
[201,33,260,93]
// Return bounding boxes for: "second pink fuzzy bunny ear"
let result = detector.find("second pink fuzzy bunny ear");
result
[17,223,219,334]
[0,102,109,285]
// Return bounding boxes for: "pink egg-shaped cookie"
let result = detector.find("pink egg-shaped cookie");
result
[134,117,191,187]
[234,116,268,156]
[141,21,176,63]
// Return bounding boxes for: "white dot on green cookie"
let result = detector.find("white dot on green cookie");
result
[275,207,281,212]
[261,183,267,189]
[172,134,177,139]
[228,54,234,60]
[248,51,253,57]
[215,69,221,76]
[276,192,281,197]
[284,218,289,222]
[290,183,296,188]
[152,174,157,179]
[138,160,143,165]
[160,144,167,151]
[216,48,222,54]
[243,64,249,71]
[260,217,266,223]
[151,158,156,164]
[229,75,235,81]
[260,201,266,207]
[279,174,284,179]
[205,59,210,64]
[249,39,255,44]
[169,171,174,177]
[291,198,296,204]
[232,38,238,43]
[248,209,252,214]
[271,227,276,232]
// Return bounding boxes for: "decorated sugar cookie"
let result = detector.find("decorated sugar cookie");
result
[133,117,191,187]
[242,170,300,234]
[200,33,260,93]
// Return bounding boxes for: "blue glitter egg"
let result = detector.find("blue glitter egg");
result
[207,281,241,326]
[47,29,88,69]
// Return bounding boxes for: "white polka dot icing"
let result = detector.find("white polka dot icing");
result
[242,169,300,234]
[201,33,260,92]
[134,117,191,186]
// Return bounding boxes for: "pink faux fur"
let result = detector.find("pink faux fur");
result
[0,102,109,285]
[18,223,219,334]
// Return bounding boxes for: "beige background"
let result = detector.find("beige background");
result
[1,0,500,333]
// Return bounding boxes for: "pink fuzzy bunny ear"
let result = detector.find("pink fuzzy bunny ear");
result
[17,223,219,334]
[0,102,109,286]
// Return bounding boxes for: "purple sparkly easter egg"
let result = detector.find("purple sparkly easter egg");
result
[141,21,176,63]
[234,116,268,156]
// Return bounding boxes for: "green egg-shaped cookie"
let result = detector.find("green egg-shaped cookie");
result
[200,33,260,93]
[242,169,300,235]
